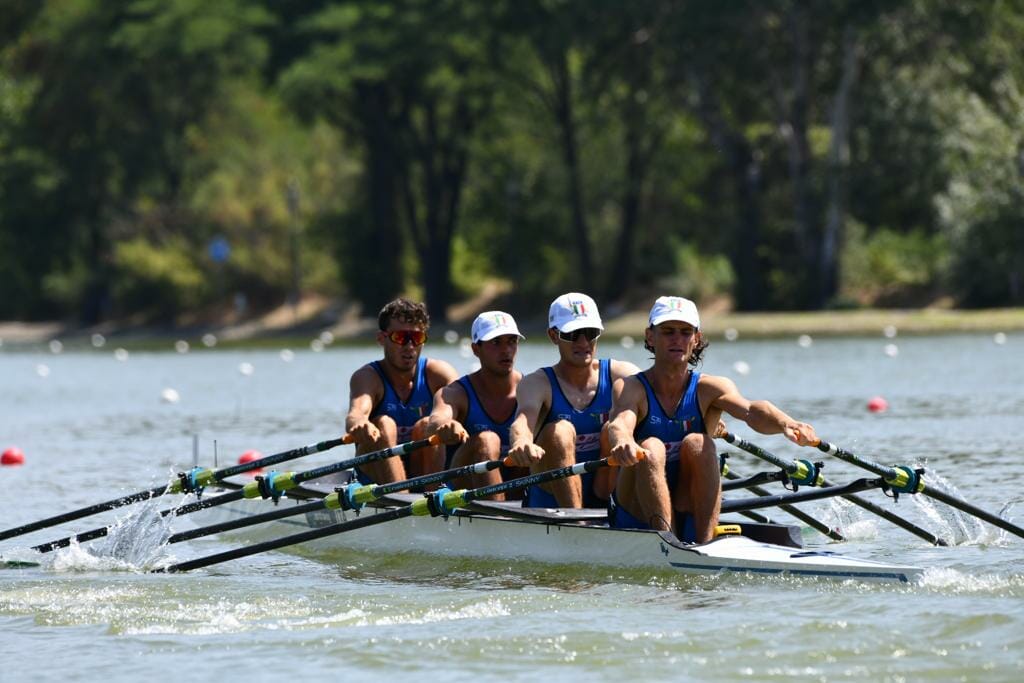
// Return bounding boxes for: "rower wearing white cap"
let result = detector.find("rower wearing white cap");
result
[507,293,640,508]
[428,311,525,498]
[606,296,819,543]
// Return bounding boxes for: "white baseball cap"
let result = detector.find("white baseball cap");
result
[648,296,701,329]
[548,292,603,333]
[471,311,525,343]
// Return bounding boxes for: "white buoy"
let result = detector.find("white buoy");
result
[160,388,181,404]
[310,338,325,352]
[444,330,459,344]
[797,334,813,348]
[884,343,899,357]
[201,333,217,348]
[175,340,190,354]
[280,349,295,362]
[733,360,751,376]
[114,348,129,361]
[883,325,898,339]
[994,332,1007,345]
[238,362,255,376]
[724,328,739,342]
[48,339,63,354]
[36,363,50,378]
[319,330,335,345]
[91,333,106,348]
[620,335,635,349]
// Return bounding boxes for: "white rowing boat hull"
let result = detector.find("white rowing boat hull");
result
[193,493,924,584]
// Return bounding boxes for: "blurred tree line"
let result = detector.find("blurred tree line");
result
[1,0,1022,324]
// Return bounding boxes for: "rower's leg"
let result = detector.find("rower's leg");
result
[357,416,408,486]
[672,433,721,543]
[615,437,672,531]
[447,431,505,499]
[533,421,581,507]
[408,417,445,480]
[591,426,616,501]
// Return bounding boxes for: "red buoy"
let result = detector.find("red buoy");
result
[867,396,889,413]
[1,447,25,466]
[237,449,264,475]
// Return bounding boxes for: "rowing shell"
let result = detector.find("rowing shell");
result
[193,485,924,584]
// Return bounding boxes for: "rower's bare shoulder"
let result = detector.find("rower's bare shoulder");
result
[516,368,551,401]
[609,358,642,379]
[425,358,459,387]
[697,373,740,400]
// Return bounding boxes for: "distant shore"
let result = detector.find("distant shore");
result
[2,306,1022,349]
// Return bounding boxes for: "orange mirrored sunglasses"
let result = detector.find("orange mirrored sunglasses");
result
[387,329,427,346]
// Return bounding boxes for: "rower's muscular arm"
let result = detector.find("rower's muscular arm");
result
[605,376,646,466]
[346,366,383,442]
[700,374,818,446]
[506,370,549,466]
[428,382,469,446]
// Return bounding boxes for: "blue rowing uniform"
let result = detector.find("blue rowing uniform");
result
[369,357,433,441]
[609,370,705,540]
[524,359,612,509]
[444,374,516,469]
[357,357,434,485]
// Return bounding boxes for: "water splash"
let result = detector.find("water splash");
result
[822,497,880,541]
[51,495,180,572]
[910,471,991,545]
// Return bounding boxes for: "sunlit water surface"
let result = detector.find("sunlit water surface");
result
[2,333,1023,681]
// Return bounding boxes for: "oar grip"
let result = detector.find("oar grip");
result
[608,449,647,467]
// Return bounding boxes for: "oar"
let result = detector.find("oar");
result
[30,436,440,553]
[722,433,947,546]
[813,438,1024,540]
[721,478,887,514]
[0,434,355,542]
[167,458,504,544]
[158,454,636,573]
[724,470,845,541]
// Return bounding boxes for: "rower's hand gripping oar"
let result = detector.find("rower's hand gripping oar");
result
[168,457,506,544]
[158,453,643,573]
[722,432,947,546]
[30,435,441,553]
[0,434,356,543]
[812,438,1024,541]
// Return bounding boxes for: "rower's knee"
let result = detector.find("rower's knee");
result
[538,421,576,460]
[469,430,502,460]
[639,437,667,473]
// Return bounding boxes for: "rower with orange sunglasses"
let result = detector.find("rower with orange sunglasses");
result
[345,298,458,487]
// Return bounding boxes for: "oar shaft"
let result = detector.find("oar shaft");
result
[160,457,608,572]
[0,434,353,543]
[725,471,844,541]
[30,437,436,553]
[168,460,503,545]
[721,470,787,491]
[0,485,167,542]
[721,479,883,513]
[160,506,415,573]
[816,440,1024,540]
[726,434,946,546]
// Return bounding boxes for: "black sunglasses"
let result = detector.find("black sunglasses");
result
[557,328,601,343]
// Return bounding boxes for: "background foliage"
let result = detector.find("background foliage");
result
[2,0,1022,324]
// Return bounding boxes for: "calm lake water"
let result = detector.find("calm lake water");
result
[2,332,1023,682]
